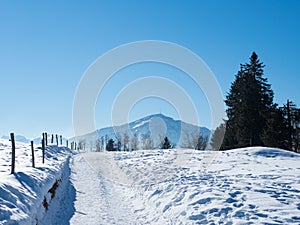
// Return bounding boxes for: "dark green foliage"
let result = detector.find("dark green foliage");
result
[223,52,274,149]
[106,139,115,151]
[223,52,300,151]
[261,106,289,149]
[280,100,300,151]
[161,137,172,149]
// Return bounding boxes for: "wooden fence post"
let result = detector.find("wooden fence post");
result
[42,133,45,164]
[10,133,16,174]
[75,142,77,150]
[66,140,68,148]
[51,134,54,144]
[60,135,62,145]
[56,134,58,146]
[31,141,35,168]
[45,132,48,146]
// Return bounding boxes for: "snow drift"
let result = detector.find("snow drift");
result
[0,139,72,224]
[69,147,300,224]
[1,141,300,224]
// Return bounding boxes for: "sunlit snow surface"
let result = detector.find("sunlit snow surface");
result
[70,148,300,225]
[0,139,72,225]
[1,138,300,225]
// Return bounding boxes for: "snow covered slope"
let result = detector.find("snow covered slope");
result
[0,139,72,224]
[69,147,300,224]
[1,135,30,144]
[2,143,299,224]
[116,147,300,224]
[1,134,68,145]
[74,113,210,149]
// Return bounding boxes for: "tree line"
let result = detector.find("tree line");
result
[105,134,208,151]
[77,130,209,151]
[77,53,299,152]
[210,52,300,152]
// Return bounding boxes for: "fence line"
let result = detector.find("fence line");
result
[7,132,73,174]
[42,133,45,164]
[10,133,16,174]
[31,141,35,168]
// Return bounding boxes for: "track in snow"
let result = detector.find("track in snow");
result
[69,152,165,225]
[53,148,300,224]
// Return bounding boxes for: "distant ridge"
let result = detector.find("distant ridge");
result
[1,135,30,143]
[73,113,211,150]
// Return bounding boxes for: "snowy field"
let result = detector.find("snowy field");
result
[1,138,300,224]
[70,147,300,224]
[0,139,72,225]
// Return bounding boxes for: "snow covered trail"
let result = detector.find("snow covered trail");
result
[69,152,167,225]
[59,147,300,225]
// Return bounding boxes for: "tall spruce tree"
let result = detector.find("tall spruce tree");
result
[224,52,274,149]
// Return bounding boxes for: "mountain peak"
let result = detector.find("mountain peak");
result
[72,113,211,150]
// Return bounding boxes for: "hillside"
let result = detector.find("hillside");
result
[0,139,72,224]
[74,113,211,150]
[1,138,300,224]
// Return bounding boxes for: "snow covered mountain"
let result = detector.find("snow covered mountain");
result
[74,114,211,149]
[1,134,68,145]
[1,134,30,143]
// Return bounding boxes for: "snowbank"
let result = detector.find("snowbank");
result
[0,139,72,225]
[2,143,299,224]
[110,147,300,224]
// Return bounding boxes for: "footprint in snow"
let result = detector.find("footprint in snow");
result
[189,197,212,206]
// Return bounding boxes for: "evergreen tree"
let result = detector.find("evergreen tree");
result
[224,52,274,149]
[261,105,289,149]
[161,137,171,149]
[295,109,300,152]
[106,139,115,151]
[281,100,300,151]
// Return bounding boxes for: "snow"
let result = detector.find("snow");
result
[74,114,211,150]
[109,148,300,224]
[1,139,300,224]
[0,139,72,224]
[132,118,151,129]
[1,135,30,144]
[68,147,300,224]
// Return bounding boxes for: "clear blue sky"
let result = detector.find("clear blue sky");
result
[0,0,299,138]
